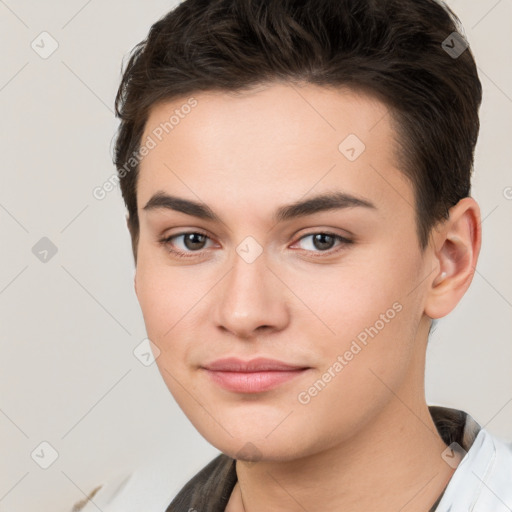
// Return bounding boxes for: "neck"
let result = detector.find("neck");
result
[228,392,454,512]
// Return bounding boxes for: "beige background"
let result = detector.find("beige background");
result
[0,1,511,510]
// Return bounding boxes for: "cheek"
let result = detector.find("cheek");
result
[135,256,201,338]
[292,293,418,448]
[135,265,199,403]
[134,259,217,394]
[292,251,410,342]
[297,246,423,392]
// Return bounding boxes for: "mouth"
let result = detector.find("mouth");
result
[200,357,311,393]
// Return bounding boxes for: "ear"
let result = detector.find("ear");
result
[424,197,482,319]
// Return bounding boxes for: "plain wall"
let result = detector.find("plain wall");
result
[0,1,511,510]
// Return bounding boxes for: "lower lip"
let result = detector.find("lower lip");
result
[203,369,309,393]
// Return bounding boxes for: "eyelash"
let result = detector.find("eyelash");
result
[157,230,353,260]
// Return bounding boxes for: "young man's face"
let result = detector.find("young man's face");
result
[134,83,437,461]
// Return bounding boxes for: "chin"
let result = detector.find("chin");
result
[193,421,316,463]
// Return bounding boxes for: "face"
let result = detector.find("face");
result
[134,83,435,461]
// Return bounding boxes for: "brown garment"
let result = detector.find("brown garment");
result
[166,405,482,512]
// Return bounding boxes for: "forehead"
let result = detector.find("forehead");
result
[137,83,414,225]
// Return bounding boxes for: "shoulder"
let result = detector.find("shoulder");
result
[165,453,237,512]
[486,431,512,496]
[436,428,512,511]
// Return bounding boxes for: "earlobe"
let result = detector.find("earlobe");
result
[424,197,482,319]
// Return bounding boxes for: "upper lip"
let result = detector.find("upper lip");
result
[202,357,309,372]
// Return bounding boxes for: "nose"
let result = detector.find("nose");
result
[212,245,290,340]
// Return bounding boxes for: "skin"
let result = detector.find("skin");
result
[132,82,481,511]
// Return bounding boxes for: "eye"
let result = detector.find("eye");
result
[292,232,352,256]
[158,231,214,259]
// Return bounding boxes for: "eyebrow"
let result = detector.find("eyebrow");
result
[142,190,377,224]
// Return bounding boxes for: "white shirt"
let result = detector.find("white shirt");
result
[435,427,512,511]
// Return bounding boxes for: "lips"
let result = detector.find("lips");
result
[202,357,308,372]
[201,357,311,393]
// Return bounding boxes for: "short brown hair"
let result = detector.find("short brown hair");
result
[113,0,482,263]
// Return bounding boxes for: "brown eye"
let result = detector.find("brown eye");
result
[294,232,352,254]
[158,231,214,259]
[181,232,208,250]
[311,233,336,251]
